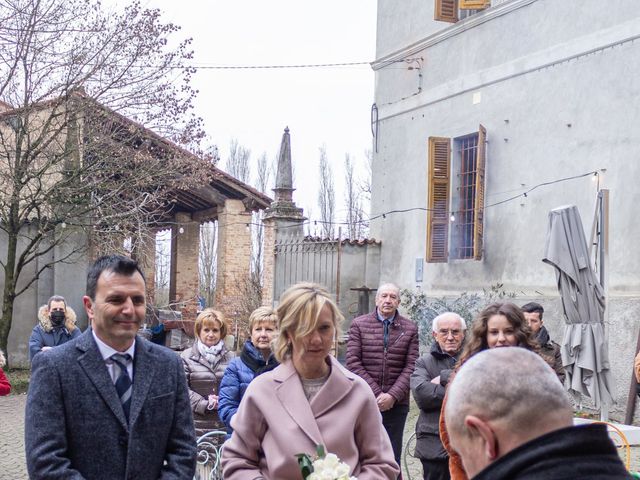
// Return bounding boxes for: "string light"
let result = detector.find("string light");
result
[82,168,604,235]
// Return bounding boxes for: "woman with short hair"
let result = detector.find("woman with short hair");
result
[218,306,279,434]
[222,282,399,479]
[181,308,235,440]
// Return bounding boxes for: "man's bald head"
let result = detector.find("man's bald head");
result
[444,348,572,477]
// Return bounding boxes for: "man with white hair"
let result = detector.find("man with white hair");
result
[411,312,466,480]
[347,282,419,477]
[444,348,630,479]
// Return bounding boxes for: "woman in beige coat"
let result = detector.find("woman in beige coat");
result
[181,309,235,440]
[222,282,399,480]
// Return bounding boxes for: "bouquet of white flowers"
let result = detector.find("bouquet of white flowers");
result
[296,445,358,480]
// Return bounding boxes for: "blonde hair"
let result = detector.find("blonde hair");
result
[274,282,343,362]
[248,306,278,333]
[194,308,228,339]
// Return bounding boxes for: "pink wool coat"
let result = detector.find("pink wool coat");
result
[221,356,399,480]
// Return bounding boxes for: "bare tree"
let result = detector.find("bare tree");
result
[317,144,335,238]
[199,221,217,308]
[251,152,273,284]
[344,153,365,239]
[362,148,373,202]
[226,138,251,183]
[0,0,210,356]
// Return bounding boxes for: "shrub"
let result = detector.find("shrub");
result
[401,283,517,350]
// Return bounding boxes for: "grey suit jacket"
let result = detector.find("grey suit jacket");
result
[25,329,196,479]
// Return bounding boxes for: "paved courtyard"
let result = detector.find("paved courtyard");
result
[0,394,28,480]
[1,392,637,480]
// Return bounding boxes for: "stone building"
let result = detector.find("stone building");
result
[370,0,640,418]
[0,95,271,365]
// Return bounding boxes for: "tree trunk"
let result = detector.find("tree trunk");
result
[0,231,18,367]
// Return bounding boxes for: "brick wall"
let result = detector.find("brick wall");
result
[261,219,276,306]
[170,212,199,334]
[215,199,252,337]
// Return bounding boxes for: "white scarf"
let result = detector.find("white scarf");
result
[197,339,224,366]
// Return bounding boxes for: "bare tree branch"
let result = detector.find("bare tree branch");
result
[317,144,335,238]
[0,0,212,356]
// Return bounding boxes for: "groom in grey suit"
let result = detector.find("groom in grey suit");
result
[25,254,196,479]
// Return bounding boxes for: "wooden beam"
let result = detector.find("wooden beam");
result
[193,207,218,223]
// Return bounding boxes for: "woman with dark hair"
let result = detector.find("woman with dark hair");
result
[440,302,541,480]
[457,302,537,366]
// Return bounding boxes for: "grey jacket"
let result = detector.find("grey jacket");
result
[181,342,234,438]
[410,342,459,461]
[25,329,196,479]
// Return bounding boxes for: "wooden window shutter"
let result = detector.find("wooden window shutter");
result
[434,0,459,23]
[473,125,486,260]
[459,0,491,9]
[427,137,451,262]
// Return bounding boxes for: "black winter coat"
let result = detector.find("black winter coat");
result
[473,424,631,479]
[410,342,459,461]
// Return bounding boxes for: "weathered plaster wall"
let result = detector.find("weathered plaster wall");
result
[1,226,88,366]
[372,0,640,420]
[372,0,640,294]
[337,242,381,330]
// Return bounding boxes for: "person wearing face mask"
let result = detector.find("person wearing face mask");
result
[29,295,81,362]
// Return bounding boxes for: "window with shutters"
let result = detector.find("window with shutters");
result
[426,125,486,262]
[434,0,491,23]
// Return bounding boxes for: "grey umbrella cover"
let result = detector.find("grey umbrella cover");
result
[543,205,613,408]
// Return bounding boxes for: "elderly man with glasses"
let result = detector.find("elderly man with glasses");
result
[410,312,467,480]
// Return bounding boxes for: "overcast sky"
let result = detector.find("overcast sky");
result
[139,0,378,228]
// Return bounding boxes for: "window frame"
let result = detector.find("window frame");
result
[426,125,486,262]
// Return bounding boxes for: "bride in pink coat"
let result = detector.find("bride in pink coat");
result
[222,282,399,480]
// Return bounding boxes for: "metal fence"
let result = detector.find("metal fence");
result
[273,235,341,303]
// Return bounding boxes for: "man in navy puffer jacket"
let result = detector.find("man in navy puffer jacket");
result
[218,307,279,434]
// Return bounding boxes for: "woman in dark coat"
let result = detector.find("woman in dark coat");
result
[181,309,235,440]
[218,306,278,434]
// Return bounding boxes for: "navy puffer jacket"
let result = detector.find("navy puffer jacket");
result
[218,340,278,433]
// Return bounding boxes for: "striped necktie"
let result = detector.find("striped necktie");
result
[111,353,132,422]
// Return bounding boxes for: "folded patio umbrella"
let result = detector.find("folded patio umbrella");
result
[543,205,613,408]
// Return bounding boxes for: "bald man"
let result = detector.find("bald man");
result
[444,348,630,480]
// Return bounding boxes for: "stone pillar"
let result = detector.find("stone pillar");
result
[261,218,276,306]
[169,212,200,336]
[215,199,252,337]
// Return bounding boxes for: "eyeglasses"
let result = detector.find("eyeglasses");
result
[437,329,463,337]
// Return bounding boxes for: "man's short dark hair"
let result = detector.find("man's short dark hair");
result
[86,255,145,300]
[47,295,67,310]
[521,302,544,319]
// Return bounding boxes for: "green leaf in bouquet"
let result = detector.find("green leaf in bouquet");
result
[295,453,314,479]
[315,444,326,458]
